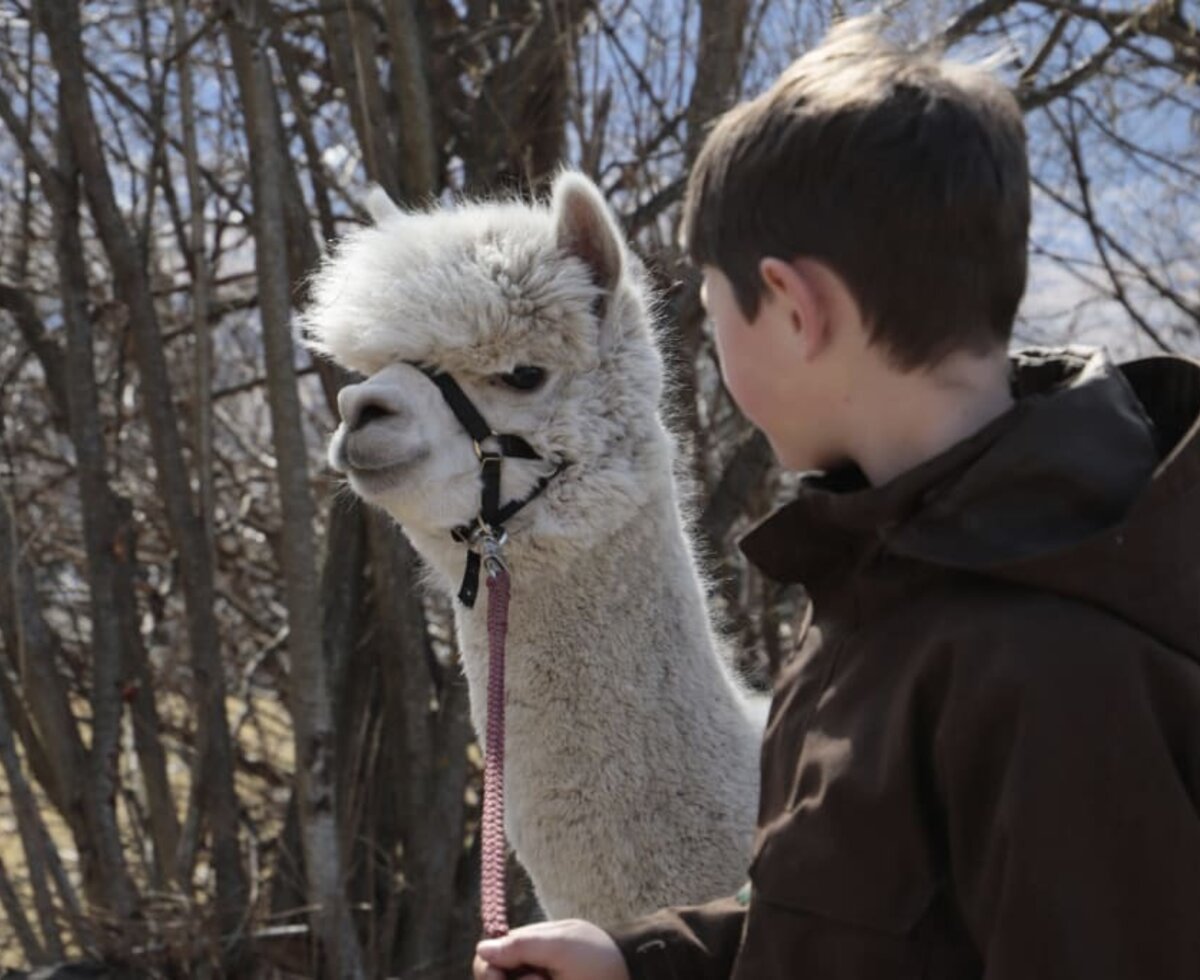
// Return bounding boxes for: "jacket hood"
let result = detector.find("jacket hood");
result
[741,348,1200,659]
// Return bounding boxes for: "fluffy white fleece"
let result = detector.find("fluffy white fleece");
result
[304,171,764,926]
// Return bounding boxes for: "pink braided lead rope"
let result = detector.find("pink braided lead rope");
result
[481,564,512,940]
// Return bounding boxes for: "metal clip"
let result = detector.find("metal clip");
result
[480,530,508,578]
[473,435,501,461]
[463,518,504,548]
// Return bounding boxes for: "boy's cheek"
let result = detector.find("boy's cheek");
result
[721,367,760,423]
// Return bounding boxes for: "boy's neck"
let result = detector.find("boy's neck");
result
[847,347,1014,487]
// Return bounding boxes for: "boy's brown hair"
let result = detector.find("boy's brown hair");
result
[682,17,1030,369]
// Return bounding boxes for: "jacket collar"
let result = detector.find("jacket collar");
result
[739,347,1165,592]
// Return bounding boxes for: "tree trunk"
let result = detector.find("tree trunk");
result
[226,3,365,974]
[366,517,473,973]
[37,0,249,964]
[384,0,438,200]
[0,494,94,894]
[463,0,593,193]
[51,89,142,929]
[0,677,63,962]
[0,850,46,965]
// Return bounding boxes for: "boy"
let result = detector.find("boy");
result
[475,16,1200,980]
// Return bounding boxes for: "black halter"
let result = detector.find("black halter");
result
[408,362,567,608]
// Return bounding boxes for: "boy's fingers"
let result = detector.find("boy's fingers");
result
[477,933,557,970]
[470,953,508,980]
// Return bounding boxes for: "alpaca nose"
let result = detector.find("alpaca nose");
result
[338,379,405,432]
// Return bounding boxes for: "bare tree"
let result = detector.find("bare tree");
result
[226,0,364,973]
[0,0,1192,974]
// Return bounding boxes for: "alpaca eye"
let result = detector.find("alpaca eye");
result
[498,366,546,391]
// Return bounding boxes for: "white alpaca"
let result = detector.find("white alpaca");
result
[304,172,764,927]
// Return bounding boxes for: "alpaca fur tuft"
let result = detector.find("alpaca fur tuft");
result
[306,172,764,926]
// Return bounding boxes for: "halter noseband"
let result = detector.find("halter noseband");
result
[408,362,567,608]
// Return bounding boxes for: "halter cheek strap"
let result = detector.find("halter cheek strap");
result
[408,362,567,607]
[411,362,552,953]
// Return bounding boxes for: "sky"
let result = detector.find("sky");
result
[2,0,1195,361]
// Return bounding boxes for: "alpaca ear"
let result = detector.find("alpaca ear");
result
[552,172,624,303]
[363,184,402,224]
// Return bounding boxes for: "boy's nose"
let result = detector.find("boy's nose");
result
[337,379,406,432]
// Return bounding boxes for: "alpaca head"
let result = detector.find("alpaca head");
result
[304,172,670,582]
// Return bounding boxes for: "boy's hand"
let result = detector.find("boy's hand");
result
[473,919,630,980]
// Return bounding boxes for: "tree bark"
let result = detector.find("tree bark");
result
[0,850,46,965]
[51,88,142,928]
[172,0,217,611]
[0,657,92,955]
[226,2,365,974]
[671,0,753,459]
[36,0,249,963]
[344,0,402,198]
[5,36,223,897]
[384,0,439,200]
[366,516,472,972]
[684,0,751,164]
[0,678,63,962]
[463,0,593,193]
[0,494,93,883]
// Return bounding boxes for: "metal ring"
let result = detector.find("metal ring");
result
[481,530,508,577]
[466,520,507,549]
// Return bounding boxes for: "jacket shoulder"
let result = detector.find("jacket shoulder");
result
[895,581,1199,750]
[925,582,1200,757]
[933,580,1190,677]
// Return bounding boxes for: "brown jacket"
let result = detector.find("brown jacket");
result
[610,349,1200,979]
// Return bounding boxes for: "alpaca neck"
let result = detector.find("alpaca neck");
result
[454,483,750,758]
[412,470,760,923]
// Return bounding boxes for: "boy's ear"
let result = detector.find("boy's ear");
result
[759,257,831,360]
[552,171,624,305]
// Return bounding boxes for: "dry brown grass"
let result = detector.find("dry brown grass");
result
[0,690,295,971]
